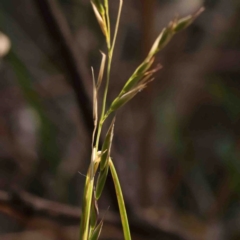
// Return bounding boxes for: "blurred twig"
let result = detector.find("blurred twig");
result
[0,189,185,240]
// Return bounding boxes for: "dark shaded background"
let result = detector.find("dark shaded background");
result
[0,0,240,239]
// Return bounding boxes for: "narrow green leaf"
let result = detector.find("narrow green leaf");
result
[90,191,99,230]
[89,221,104,240]
[100,118,115,171]
[109,159,132,240]
[96,165,109,199]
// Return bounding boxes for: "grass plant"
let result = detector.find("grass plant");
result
[79,1,204,239]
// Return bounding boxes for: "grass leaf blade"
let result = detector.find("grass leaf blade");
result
[109,159,132,240]
[96,165,109,199]
[100,118,115,170]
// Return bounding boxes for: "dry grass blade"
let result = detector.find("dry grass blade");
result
[97,52,107,90]
[92,0,104,14]
[144,64,162,77]
[91,68,98,123]
[91,68,98,151]
[91,1,108,37]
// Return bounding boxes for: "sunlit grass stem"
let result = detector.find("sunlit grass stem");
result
[96,0,123,151]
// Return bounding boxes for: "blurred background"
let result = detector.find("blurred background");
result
[0,0,240,239]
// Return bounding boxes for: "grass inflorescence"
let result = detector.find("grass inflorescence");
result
[79,1,204,240]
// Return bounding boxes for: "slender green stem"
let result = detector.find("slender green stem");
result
[111,0,123,53]
[79,166,94,240]
[100,54,112,121]
[95,0,123,208]
[95,122,103,152]
[99,0,123,126]
[94,58,110,152]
